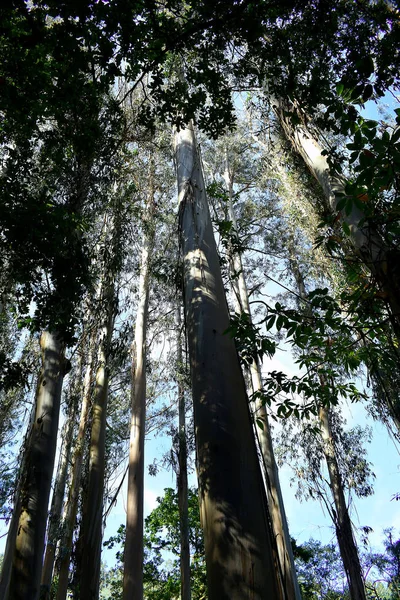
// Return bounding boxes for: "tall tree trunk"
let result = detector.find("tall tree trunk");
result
[175,122,282,600]
[176,307,191,600]
[1,331,65,600]
[290,249,366,600]
[78,290,115,600]
[275,98,400,338]
[55,333,96,600]
[319,406,367,600]
[0,405,35,599]
[40,375,79,600]
[222,150,300,600]
[123,156,155,600]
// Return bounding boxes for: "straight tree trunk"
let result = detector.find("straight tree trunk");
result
[222,151,300,600]
[0,405,35,600]
[176,307,192,600]
[222,150,301,600]
[123,157,155,600]
[40,376,79,600]
[2,331,65,600]
[275,98,400,338]
[290,250,366,600]
[55,333,96,600]
[175,122,282,600]
[78,291,115,600]
[319,406,367,600]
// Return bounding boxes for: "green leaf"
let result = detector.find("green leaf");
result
[342,221,351,236]
[336,82,344,96]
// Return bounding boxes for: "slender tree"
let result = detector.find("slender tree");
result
[55,331,96,600]
[221,145,301,600]
[40,360,82,600]
[175,306,192,600]
[77,211,121,599]
[288,245,368,600]
[123,154,155,600]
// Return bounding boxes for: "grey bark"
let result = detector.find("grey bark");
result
[55,333,96,600]
[123,157,155,600]
[40,379,79,600]
[175,122,283,600]
[2,331,65,600]
[79,291,115,600]
[176,307,192,600]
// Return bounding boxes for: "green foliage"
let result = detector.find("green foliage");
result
[366,529,400,599]
[103,487,206,600]
[293,538,350,599]
[226,286,368,419]
[293,533,400,599]
[277,407,375,508]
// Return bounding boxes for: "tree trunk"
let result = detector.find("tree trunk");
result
[289,249,366,600]
[78,294,115,600]
[176,307,192,600]
[2,331,65,600]
[175,122,282,600]
[319,407,367,600]
[123,158,155,600]
[55,334,96,600]
[275,98,400,338]
[40,381,78,600]
[222,151,300,600]
[0,405,35,600]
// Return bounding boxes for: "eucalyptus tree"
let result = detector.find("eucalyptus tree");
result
[275,233,373,600]
[175,120,282,599]
[76,194,130,599]
[123,151,156,600]
[175,306,192,600]
[272,97,400,340]
[0,15,124,598]
[247,106,400,440]
[53,330,96,600]
[204,129,300,600]
[40,354,84,600]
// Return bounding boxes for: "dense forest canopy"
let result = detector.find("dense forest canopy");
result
[0,1,399,599]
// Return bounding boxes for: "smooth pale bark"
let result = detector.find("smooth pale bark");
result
[0,406,35,600]
[222,152,301,600]
[40,389,78,600]
[175,122,282,600]
[79,298,114,600]
[290,253,366,600]
[176,307,192,600]
[275,98,400,337]
[123,163,154,600]
[55,335,96,600]
[2,331,64,600]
